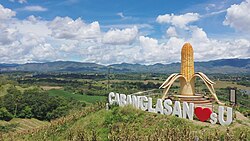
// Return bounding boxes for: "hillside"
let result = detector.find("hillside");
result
[109,58,250,74]
[4,105,249,141]
[15,61,105,72]
[0,58,249,74]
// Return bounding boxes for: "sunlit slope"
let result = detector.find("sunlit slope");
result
[11,106,250,141]
[0,84,37,97]
[0,118,48,133]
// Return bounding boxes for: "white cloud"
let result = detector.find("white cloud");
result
[59,41,80,52]
[186,26,250,61]
[204,9,226,17]
[139,36,159,51]
[166,26,177,37]
[117,12,125,18]
[137,36,185,64]
[19,6,47,12]
[116,12,131,20]
[103,26,138,45]
[14,16,51,37]
[9,0,27,4]
[0,5,17,45]
[156,13,200,28]
[190,26,209,43]
[0,27,18,45]
[223,0,250,32]
[103,23,152,29]
[0,32,57,63]
[134,24,250,64]
[205,4,216,11]
[0,4,249,65]
[139,36,163,63]
[48,17,101,40]
[30,43,57,61]
[0,6,56,63]
[0,4,16,20]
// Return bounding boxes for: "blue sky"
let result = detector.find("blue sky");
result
[0,0,249,64]
[3,0,240,35]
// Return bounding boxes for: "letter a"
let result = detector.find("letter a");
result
[172,101,182,118]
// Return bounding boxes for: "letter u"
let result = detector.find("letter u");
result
[218,106,233,126]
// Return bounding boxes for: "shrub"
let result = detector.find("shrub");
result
[0,107,13,121]
[19,106,33,118]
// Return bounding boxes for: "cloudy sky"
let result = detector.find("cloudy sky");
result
[0,0,250,64]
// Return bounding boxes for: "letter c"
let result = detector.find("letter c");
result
[108,92,116,105]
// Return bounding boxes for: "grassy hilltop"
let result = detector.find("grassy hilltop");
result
[4,105,249,141]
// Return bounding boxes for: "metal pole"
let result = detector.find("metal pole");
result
[107,67,110,91]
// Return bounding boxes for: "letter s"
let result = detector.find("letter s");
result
[210,113,217,125]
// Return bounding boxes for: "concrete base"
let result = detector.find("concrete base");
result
[167,94,213,104]
[180,79,195,96]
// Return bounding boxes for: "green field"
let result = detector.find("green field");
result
[48,89,106,104]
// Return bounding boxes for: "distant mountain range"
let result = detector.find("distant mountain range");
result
[0,58,249,74]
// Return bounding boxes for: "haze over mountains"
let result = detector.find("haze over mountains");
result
[0,58,249,74]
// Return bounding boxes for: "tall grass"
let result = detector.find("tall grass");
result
[1,102,106,141]
[2,104,249,141]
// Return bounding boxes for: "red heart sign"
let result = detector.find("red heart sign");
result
[194,107,212,122]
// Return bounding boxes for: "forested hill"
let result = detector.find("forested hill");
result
[0,58,249,74]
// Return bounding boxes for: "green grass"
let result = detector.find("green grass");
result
[12,106,250,141]
[0,118,48,133]
[0,84,37,97]
[48,89,106,104]
[0,84,11,96]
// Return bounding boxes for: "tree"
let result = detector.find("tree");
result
[3,86,22,117]
[46,106,68,119]
[0,107,13,121]
[19,106,33,118]
[0,87,82,121]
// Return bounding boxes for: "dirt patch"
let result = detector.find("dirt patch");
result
[40,86,62,90]
[214,81,250,90]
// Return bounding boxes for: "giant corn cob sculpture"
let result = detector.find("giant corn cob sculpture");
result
[160,43,224,105]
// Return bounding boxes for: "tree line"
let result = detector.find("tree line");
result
[0,87,84,121]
